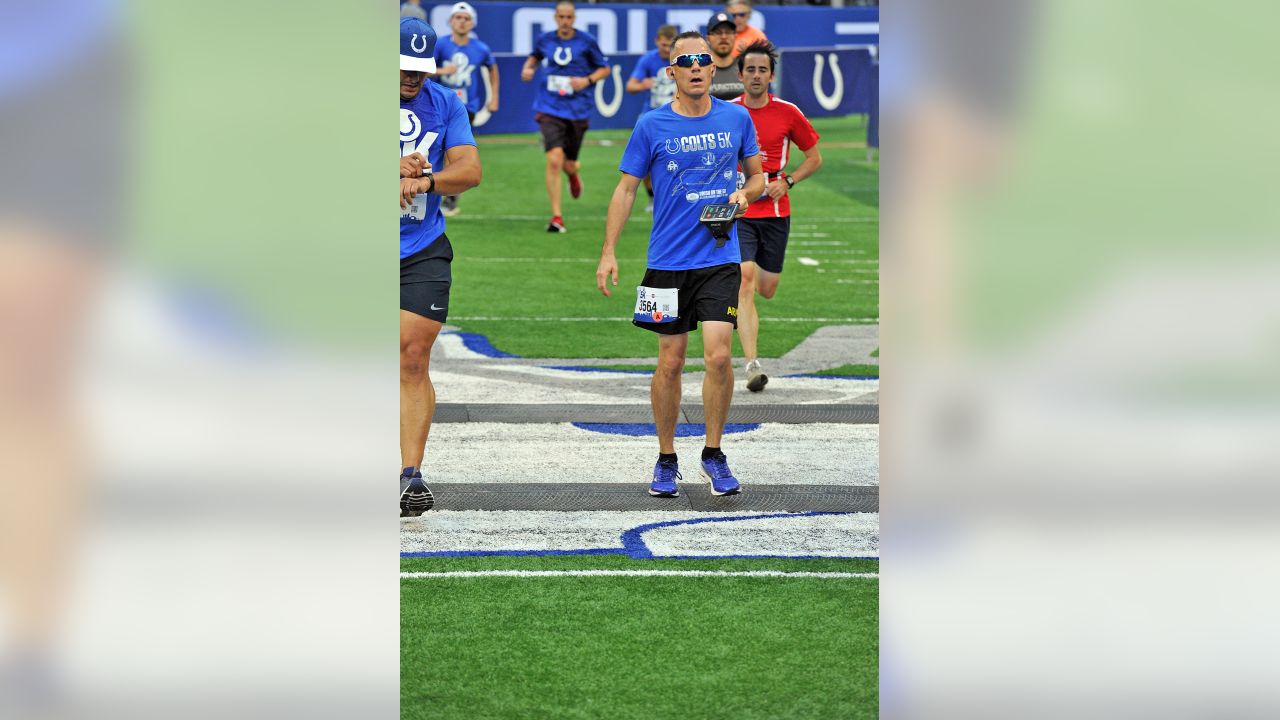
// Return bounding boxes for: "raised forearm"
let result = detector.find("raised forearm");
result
[428,155,481,194]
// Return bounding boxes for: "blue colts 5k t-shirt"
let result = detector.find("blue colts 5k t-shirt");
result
[400,82,476,259]
[619,98,760,271]
[434,35,496,114]
[529,30,608,121]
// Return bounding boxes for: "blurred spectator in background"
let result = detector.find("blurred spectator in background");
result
[400,0,427,21]
[625,24,678,212]
[706,12,745,100]
[434,1,499,217]
[725,0,768,58]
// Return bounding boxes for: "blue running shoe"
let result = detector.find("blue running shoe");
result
[649,459,682,497]
[400,472,435,516]
[700,454,741,496]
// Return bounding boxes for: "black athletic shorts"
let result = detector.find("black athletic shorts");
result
[633,263,740,335]
[737,217,791,274]
[400,234,453,322]
[536,111,590,161]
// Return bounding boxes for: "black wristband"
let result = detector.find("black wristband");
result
[784,175,795,189]
[425,174,436,194]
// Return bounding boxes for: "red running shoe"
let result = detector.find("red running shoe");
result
[568,173,583,199]
[547,215,566,233]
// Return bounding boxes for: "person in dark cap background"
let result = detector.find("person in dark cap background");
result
[705,12,745,101]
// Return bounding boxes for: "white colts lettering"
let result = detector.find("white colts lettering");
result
[813,53,844,111]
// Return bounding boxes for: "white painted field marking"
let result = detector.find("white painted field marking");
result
[401,570,878,579]
[450,316,879,323]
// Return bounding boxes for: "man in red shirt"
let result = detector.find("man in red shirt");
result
[729,41,823,392]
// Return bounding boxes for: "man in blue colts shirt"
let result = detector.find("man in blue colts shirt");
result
[596,31,765,499]
[520,0,609,233]
[432,1,499,217]
[399,17,482,517]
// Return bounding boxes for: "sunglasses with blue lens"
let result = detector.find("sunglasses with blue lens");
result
[731,12,749,17]
[672,53,714,68]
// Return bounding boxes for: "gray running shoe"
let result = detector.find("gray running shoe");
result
[745,359,768,392]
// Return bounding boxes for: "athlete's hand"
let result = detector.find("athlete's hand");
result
[765,179,789,201]
[570,77,591,92]
[400,177,424,209]
[596,253,619,297]
[487,98,499,113]
[439,63,458,76]
[401,153,430,178]
[639,77,654,90]
[521,66,535,82]
[728,190,751,217]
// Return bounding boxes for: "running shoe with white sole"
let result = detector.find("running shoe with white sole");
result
[700,454,741,496]
[547,215,566,233]
[745,359,768,392]
[400,472,435,516]
[649,459,682,497]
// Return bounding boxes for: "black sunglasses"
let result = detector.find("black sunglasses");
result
[672,53,713,68]
[731,12,749,17]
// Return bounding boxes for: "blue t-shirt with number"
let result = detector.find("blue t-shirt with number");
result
[400,82,476,259]
[529,30,608,121]
[619,98,759,271]
[433,35,495,114]
[629,49,676,110]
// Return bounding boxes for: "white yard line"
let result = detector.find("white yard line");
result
[401,570,877,579]
[449,316,879,322]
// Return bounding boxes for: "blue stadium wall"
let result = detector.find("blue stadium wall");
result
[414,2,879,135]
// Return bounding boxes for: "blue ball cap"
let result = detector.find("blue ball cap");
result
[707,12,736,34]
[400,17,437,73]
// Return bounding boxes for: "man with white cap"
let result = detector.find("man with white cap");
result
[399,17,482,517]
[432,1,499,217]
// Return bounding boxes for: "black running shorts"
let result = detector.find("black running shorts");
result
[400,235,453,322]
[737,217,791,274]
[536,112,590,161]
[633,263,740,335]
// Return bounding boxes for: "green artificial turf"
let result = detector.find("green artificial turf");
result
[809,364,880,378]
[445,116,877,359]
[401,556,878,719]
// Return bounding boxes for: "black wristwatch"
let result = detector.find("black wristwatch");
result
[783,175,796,189]
[425,174,436,194]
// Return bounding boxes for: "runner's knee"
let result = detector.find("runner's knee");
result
[546,150,565,172]
[704,346,733,373]
[655,353,685,380]
[400,339,432,379]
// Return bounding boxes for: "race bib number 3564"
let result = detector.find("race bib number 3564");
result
[634,286,678,324]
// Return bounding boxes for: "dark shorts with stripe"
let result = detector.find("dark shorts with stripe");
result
[633,263,740,336]
[400,234,453,322]
[737,217,791,274]
[536,112,590,161]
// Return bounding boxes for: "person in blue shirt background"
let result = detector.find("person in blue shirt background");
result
[519,0,609,234]
[625,24,678,213]
[432,1,499,218]
[595,31,764,501]
[399,17,482,517]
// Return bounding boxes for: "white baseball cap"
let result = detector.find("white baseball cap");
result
[450,2,477,25]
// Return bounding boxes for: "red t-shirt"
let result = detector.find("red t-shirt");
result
[729,94,820,218]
